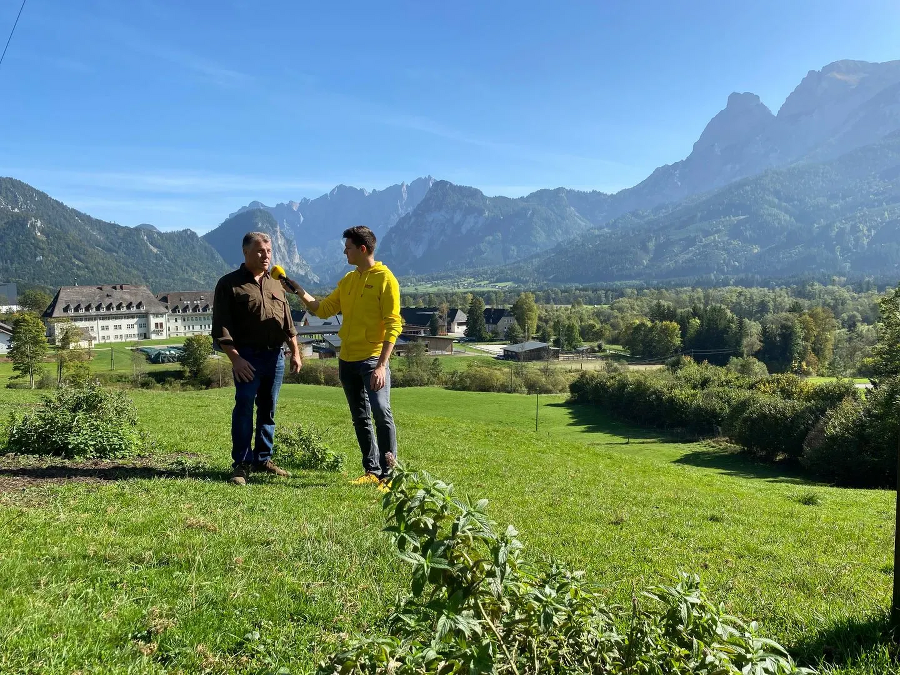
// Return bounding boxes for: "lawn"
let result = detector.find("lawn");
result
[0,382,895,674]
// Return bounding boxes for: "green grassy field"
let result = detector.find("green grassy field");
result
[0,382,895,673]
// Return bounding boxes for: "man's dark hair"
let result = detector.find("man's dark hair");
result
[343,226,376,253]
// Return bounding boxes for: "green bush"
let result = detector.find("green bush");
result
[273,423,344,472]
[284,360,341,387]
[318,466,812,675]
[751,373,810,400]
[4,382,146,459]
[727,355,769,378]
[723,394,819,460]
[571,366,856,466]
[801,377,900,487]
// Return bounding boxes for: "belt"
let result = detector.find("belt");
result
[237,344,284,352]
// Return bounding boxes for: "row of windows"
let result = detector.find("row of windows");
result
[64,303,146,313]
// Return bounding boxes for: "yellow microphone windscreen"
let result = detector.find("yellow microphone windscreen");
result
[270,265,286,280]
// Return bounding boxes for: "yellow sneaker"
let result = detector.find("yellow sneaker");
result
[350,473,381,486]
[376,481,390,494]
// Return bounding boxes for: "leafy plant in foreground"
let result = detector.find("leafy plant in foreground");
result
[274,423,344,472]
[3,382,146,459]
[318,466,814,674]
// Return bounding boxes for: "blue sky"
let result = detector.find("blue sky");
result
[1,0,898,233]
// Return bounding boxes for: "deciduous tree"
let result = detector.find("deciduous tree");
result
[10,313,49,388]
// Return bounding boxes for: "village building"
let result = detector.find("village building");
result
[502,341,556,362]
[156,291,214,338]
[484,308,517,336]
[42,285,169,346]
[399,307,467,336]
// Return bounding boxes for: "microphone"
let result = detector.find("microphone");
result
[270,265,300,294]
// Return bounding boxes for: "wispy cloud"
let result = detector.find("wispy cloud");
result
[378,112,635,172]
[71,10,252,89]
[141,45,252,89]
[0,168,333,196]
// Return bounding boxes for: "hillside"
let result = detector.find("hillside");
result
[379,181,594,274]
[505,131,900,284]
[0,178,229,291]
[231,177,434,281]
[201,208,317,283]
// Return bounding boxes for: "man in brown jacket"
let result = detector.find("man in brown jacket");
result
[212,231,303,486]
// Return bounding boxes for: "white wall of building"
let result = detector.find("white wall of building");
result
[167,311,213,338]
[49,311,169,344]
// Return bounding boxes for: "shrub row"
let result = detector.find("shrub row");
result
[570,362,864,478]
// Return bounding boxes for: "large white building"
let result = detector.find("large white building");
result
[43,285,169,344]
[155,291,214,338]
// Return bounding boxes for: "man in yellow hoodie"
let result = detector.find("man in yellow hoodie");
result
[282,226,402,484]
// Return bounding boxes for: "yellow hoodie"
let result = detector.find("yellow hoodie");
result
[314,262,402,362]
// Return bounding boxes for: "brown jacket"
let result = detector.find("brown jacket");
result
[212,264,297,349]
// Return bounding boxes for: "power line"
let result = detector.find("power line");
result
[0,0,27,71]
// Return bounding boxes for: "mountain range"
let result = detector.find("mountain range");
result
[229,177,434,281]
[3,59,900,290]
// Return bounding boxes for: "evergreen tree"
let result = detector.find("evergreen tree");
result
[465,297,487,341]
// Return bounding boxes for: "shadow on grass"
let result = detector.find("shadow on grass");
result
[791,611,899,671]
[0,456,328,490]
[672,447,814,484]
[548,402,679,442]
[0,460,226,488]
[555,402,816,483]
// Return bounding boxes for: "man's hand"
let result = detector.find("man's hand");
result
[230,355,256,383]
[290,352,303,373]
[370,364,387,391]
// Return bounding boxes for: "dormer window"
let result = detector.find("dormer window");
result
[137,302,144,310]
[116,303,124,311]
[106,303,113,311]
[63,304,71,313]
[74,304,82,312]
[126,302,134,310]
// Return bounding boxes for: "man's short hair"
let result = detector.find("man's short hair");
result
[343,226,376,253]
[242,231,271,252]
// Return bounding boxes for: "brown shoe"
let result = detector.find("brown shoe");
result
[230,465,249,486]
[254,460,291,477]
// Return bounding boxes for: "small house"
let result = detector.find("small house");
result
[502,341,555,362]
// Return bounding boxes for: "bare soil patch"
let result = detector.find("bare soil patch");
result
[0,452,211,494]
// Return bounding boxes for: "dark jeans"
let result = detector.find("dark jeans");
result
[232,347,284,468]
[339,357,397,478]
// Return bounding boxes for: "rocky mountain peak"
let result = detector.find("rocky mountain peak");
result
[692,92,774,153]
[778,59,900,119]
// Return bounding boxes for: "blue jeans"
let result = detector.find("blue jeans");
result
[232,347,285,468]
[339,357,397,477]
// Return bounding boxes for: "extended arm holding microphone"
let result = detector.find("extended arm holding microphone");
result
[271,265,320,312]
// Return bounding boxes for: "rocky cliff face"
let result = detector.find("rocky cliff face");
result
[379,181,593,274]
[201,208,318,283]
[231,177,435,281]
